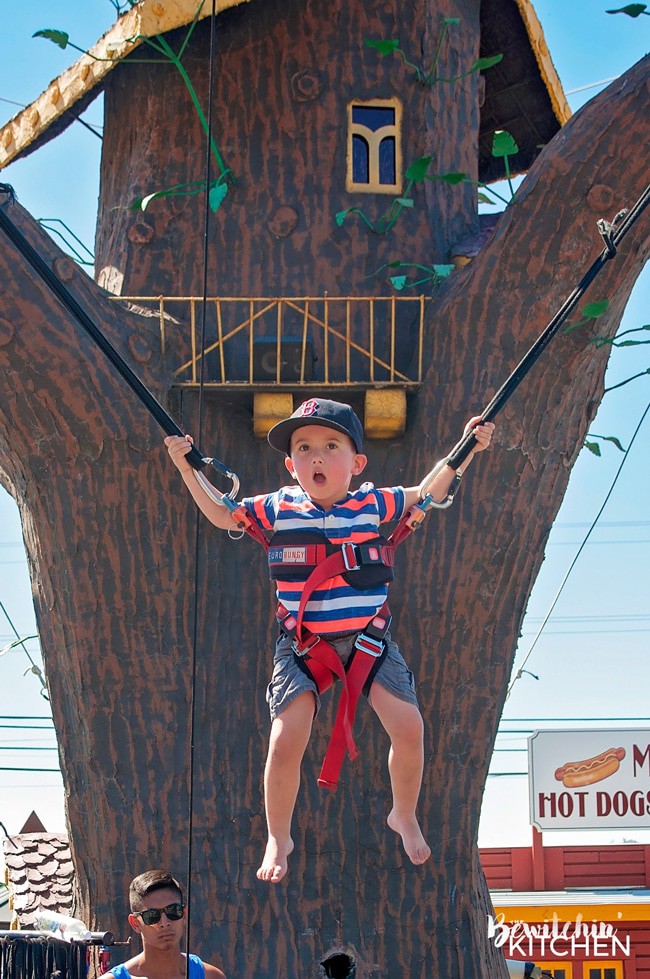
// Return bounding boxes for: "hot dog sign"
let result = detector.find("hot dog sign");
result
[528,729,650,831]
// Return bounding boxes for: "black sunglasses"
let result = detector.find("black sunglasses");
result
[133,902,185,925]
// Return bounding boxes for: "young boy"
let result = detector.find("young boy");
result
[106,869,226,979]
[166,399,494,884]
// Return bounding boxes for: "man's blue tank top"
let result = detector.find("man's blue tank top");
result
[110,953,205,979]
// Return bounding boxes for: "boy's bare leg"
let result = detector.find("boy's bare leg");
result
[369,683,431,866]
[257,691,315,884]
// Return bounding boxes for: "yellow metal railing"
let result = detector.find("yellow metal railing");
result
[111,295,427,389]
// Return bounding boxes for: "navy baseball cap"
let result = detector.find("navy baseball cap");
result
[267,398,364,454]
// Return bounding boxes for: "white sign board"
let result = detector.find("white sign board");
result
[528,729,650,831]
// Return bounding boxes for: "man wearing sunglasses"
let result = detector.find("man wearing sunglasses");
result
[106,870,226,979]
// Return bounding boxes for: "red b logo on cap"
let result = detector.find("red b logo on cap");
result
[299,399,319,417]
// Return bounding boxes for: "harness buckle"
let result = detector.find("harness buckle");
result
[363,610,392,644]
[341,541,360,571]
[292,633,321,658]
[278,608,298,638]
[353,633,385,658]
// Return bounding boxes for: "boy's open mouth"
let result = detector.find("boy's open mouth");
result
[313,470,326,485]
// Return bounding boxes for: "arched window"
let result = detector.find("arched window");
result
[347,99,402,194]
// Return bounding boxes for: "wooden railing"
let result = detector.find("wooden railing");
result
[111,295,427,389]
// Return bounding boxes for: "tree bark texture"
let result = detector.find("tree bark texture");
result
[0,1,648,973]
[94,0,481,299]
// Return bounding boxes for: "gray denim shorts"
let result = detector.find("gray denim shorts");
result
[266,630,418,719]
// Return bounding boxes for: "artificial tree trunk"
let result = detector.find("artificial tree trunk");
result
[0,10,647,975]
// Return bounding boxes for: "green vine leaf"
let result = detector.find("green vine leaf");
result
[470,53,503,72]
[405,156,433,181]
[602,436,626,452]
[586,434,626,455]
[395,197,414,208]
[492,129,519,157]
[389,275,408,291]
[606,3,649,14]
[432,264,455,278]
[363,38,401,54]
[428,171,468,185]
[582,299,610,319]
[33,29,70,49]
[209,182,228,213]
[139,191,163,212]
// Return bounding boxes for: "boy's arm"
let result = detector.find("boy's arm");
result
[165,435,241,531]
[402,416,495,509]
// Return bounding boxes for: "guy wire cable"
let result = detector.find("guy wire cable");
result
[506,399,650,699]
[185,0,219,968]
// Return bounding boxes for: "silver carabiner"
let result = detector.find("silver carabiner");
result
[418,458,463,511]
[192,458,240,510]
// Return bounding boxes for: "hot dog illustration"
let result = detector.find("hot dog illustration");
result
[555,747,625,788]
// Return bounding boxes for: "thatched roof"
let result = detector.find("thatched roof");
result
[0,0,569,182]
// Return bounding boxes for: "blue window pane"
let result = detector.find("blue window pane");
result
[352,105,395,132]
[352,135,369,183]
[378,136,396,185]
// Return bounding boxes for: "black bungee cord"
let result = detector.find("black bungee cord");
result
[447,185,650,469]
[184,0,219,972]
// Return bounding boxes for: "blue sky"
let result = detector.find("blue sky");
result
[0,1,648,847]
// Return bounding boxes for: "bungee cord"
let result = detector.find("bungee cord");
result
[446,185,650,469]
[0,182,239,502]
[185,0,219,967]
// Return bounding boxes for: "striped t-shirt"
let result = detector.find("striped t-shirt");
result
[242,482,405,635]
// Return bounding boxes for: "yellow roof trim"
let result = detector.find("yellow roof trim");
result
[1,0,569,171]
[513,0,572,125]
[0,0,250,170]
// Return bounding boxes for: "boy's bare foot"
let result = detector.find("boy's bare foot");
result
[387,811,431,866]
[256,835,294,883]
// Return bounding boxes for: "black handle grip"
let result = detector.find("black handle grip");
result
[447,429,479,470]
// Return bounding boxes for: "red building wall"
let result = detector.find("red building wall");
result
[480,838,650,979]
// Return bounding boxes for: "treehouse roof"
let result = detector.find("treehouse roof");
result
[0,0,570,182]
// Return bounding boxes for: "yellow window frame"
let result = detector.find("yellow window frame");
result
[538,963,573,979]
[582,962,624,979]
[346,98,402,194]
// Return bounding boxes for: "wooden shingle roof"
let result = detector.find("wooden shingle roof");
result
[3,832,74,929]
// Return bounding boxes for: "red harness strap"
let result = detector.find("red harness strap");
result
[230,499,426,790]
[277,601,391,790]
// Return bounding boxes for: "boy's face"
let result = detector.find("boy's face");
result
[285,424,367,509]
[128,885,186,953]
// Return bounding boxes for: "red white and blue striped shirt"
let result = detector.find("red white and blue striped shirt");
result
[242,482,405,635]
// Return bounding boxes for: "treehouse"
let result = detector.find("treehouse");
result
[0,0,569,438]
[4,1,644,976]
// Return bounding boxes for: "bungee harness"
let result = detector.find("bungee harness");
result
[0,181,648,790]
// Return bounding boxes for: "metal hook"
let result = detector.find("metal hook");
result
[597,208,627,260]
[195,458,240,506]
